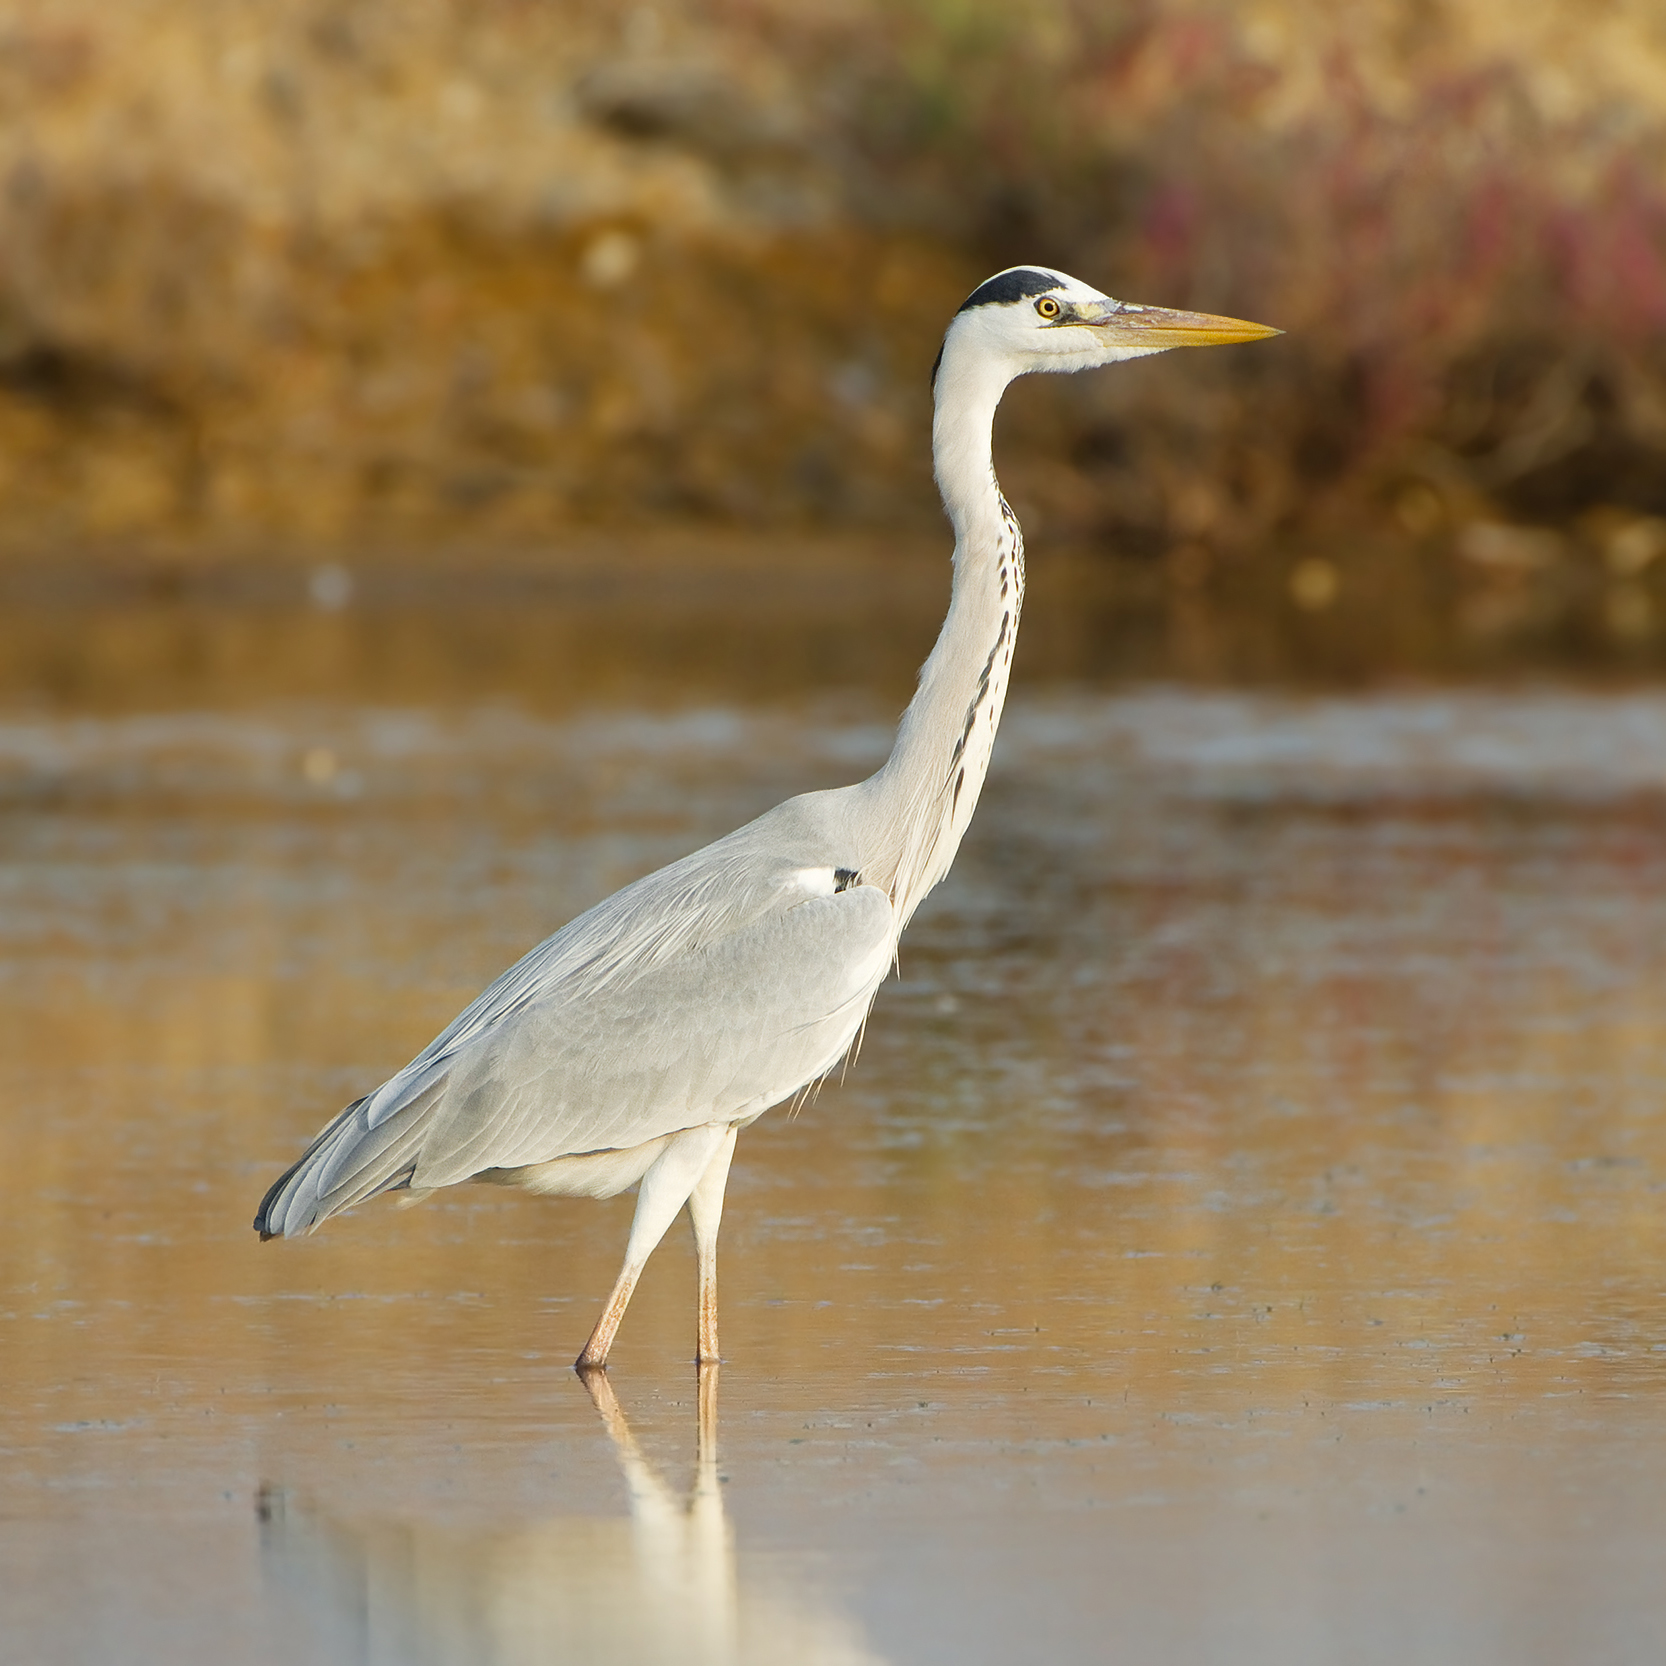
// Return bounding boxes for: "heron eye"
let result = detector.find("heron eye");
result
[1036,297,1061,319]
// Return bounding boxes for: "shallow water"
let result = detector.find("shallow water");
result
[5,645,1666,1662]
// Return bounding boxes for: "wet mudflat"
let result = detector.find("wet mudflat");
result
[4,600,1666,1662]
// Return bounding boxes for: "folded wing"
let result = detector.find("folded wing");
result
[255,864,894,1237]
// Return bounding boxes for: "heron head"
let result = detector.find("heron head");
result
[933,266,1279,394]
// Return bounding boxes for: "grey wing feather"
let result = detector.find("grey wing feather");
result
[357,838,771,1129]
[256,797,893,1237]
[411,884,893,1184]
[255,1080,446,1238]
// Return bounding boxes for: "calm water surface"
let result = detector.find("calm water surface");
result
[4,600,1666,1662]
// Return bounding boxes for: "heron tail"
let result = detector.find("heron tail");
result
[254,1080,445,1239]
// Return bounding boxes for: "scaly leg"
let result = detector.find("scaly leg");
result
[687,1126,738,1364]
[576,1124,729,1371]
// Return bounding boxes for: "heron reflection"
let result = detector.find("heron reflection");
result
[258,1367,885,1666]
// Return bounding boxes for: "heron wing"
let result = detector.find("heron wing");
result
[360,840,780,1121]
[256,837,893,1234]
[407,880,894,1185]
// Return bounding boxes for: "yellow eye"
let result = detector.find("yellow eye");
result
[1036,297,1061,319]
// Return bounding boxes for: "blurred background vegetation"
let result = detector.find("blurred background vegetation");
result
[5,0,1666,674]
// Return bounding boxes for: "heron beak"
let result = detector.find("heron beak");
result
[1078,301,1281,349]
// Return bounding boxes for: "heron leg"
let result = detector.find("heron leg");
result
[576,1124,729,1371]
[687,1126,738,1364]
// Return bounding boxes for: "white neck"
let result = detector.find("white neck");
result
[856,343,1024,926]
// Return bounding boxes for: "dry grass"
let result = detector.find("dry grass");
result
[3,0,1666,658]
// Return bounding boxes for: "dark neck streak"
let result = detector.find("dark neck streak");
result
[859,488,1025,927]
[947,500,1024,814]
[851,333,1025,926]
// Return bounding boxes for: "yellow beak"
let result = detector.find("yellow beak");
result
[1081,301,1281,348]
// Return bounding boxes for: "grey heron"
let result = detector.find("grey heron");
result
[254,267,1277,1369]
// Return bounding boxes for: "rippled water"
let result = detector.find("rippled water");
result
[5,636,1666,1662]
